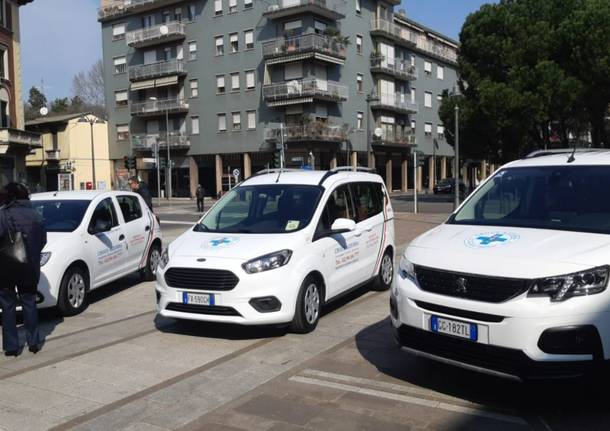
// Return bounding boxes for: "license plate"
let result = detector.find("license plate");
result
[431,315,478,341]
[182,292,214,306]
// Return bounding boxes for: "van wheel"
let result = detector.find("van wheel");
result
[58,266,89,316]
[372,251,393,291]
[290,276,321,334]
[141,244,161,281]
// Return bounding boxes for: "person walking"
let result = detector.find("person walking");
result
[196,184,205,213]
[0,183,46,356]
[129,176,153,211]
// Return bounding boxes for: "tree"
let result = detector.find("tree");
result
[24,86,47,120]
[71,59,106,116]
[49,97,69,114]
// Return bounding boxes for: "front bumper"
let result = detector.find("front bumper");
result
[392,276,610,380]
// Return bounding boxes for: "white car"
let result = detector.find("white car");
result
[31,191,162,316]
[392,150,610,380]
[156,168,395,333]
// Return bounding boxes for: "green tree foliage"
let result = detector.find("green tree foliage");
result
[440,0,610,162]
[49,97,70,114]
[24,86,47,120]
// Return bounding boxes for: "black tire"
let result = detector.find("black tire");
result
[372,250,393,291]
[58,265,89,316]
[290,276,322,334]
[141,243,162,281]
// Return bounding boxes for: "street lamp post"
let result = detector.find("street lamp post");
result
[365,90,379,169]
[454,105,460,209]
[149,97,172,200]
[78,114,105,190]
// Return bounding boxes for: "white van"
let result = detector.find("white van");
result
[392,150,610,380]
[156,168,395,333]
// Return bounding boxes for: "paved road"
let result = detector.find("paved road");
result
[0,210,607,430]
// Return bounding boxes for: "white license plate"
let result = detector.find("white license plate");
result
[430,315,478,341]
[182,292,214,306]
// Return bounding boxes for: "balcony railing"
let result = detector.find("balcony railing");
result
[131,132,190,149]
[263,78,348,104]
[265,122,347,143]
[375,132,416,147]
[0,128,41,147]
[264,0,344,20]
[98,0,185,20]
[129,60,185,81]
[130,97,189,116]
[126,21,186,48]
[262,33,346,63]
[370,56,417,81]
[370,93,418,114]
[416,38,458,64]
[370,19,417,47]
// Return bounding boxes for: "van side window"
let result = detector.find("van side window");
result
[89,198,119,231]
[315,185,356,239]
[117,195,143,223]
[352,182,383,222]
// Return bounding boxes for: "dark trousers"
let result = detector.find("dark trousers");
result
[0,289,40,352]
[197,198,204,212]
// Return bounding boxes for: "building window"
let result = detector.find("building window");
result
[245,70,255,90]
[247,110,256,129]
[162,11,171,23]
[356,73,363,92]
[411,88,416,103]
[284,19,302,36]
[424,91,432,108]
[229,0,237,13]
[215,36,224,56]
[214,0,222,15]
[216,75,225,94]
[188,4,196,20]
[112,23,126,40]
[356,0,361,14]
[424,122,432,136]
[231,72,240,91]
[188,41,197,60]
[356,35,363,55]
[115,90,128,108]
[424,61,432,76]
[437,65,444,80]
[0,47,6,80]
[437,94,443,104]
[117,124,129,142]
[190,79,199,98]
[437,125,445,138]
[229,32,239,53]
[174,7,182,21]
[113,56,126,74]
[411,119,416,132]
[142,14,154,27]
[244,0,253,9]
[245,29,254,50]
[410,55,416,67]
[356,111,363,129]
[232,112,241,130]
[218,114,227,132]
[191,116,200,135]
[314,20,327,35]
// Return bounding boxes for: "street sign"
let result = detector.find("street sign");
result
[374,127,383,138]
[142,158,156,164]
[232,168,240,180]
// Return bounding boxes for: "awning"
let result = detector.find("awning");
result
[266,52,313,65]
[155,76,179,88]
[313,52,345,65]
[130,79,156,91]
[268,97,313,107]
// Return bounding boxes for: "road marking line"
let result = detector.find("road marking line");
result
[289,375,529,427]
[159,220,195,225]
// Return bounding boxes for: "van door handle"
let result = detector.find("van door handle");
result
[145,225,150,232]
[354,231,363,237]
[119,234,125,241]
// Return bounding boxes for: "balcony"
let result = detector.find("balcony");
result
[126,21,186,49]
[373,132,416,148]
[131,132,190,150]
[130,97,189,117]
[263,78,348,107]
[370,56,417,81]
[265,122,347,143]
[370,93,418,115]
[263,0,344,21]
[416,39,459,64]
[98,0,185,21]
[262,33,346,65]
[370,19,417,48]
[0,128,41,148]
[45,150,61,161]
[129,60,186,82]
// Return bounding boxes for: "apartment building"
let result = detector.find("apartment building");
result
[99,0,458,197]
[0,0,41,188]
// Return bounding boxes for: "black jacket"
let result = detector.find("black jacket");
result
[0,200,47,290]
[137,182,153,211]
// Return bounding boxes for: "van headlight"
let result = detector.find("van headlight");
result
[40,252,51,267]
[399,254,416,279]
[242,250,292,274]
[529,266,609,302]
[158,248,170,270]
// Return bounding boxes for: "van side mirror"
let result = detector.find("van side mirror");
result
[330,218,356,234]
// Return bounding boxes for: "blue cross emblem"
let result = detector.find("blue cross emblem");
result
[210,238,232,247]
[476,234,507,246]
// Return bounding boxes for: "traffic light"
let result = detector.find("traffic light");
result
[123,156,129,169]
[124,156,136,170]
[272,150,282,168]
[158,157,166,169]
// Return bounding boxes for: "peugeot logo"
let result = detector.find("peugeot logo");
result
[197,258,207,262]
[455,277,468,295]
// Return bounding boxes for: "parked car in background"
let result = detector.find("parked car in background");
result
[433,178,466,195]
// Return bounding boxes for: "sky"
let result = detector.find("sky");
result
[19,0,493,102]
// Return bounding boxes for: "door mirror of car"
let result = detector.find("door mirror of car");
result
[89,217,112,235]
[330,218,356,234]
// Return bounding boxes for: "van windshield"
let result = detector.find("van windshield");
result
[32,200,90,232]
[449,166,610,234]
[195,184,323,234]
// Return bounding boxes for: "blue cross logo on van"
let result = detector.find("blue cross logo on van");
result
[207,237,239,249]
[465,232,520,249]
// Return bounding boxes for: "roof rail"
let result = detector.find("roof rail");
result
[524,148,598,159]
[330,166,376,173]
[254,168,302,174]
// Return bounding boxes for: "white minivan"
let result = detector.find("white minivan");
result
[156,168,395,333]
[393,150,610,380]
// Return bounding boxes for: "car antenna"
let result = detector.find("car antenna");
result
[567,142,577,163]
[275,168,282,183]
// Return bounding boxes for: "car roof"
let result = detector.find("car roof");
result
[31,190,138,201]
[241,169,384,187]
[504,149,610,169]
